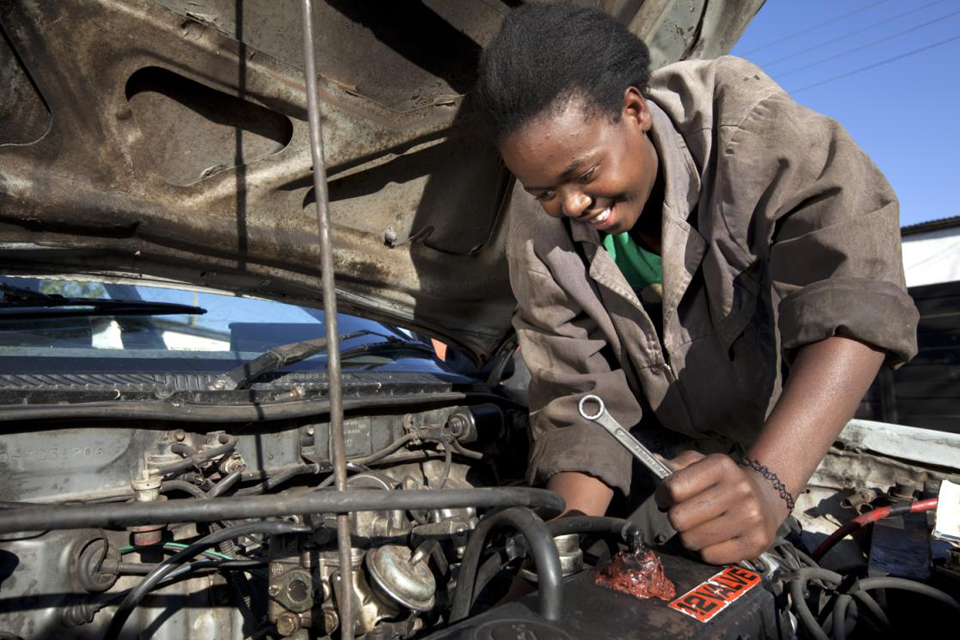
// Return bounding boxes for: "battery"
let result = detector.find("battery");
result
[426,548,780,639]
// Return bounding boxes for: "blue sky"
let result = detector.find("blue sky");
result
[730,0,960,227]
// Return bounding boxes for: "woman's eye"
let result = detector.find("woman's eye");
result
[577,168,596,184]
[535,190,556,202]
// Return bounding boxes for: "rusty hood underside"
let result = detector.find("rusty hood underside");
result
[0,0,762,363]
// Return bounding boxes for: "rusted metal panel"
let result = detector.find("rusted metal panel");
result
[0,0,762,362]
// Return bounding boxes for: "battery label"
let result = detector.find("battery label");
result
[667,566,762,622]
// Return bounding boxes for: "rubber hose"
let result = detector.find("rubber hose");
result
[233,464,319,496]
[351,433,415,465]
[160,481,207,499]
[832,594,853,640]
[450,507,563,623]
[854,576,960,614]
[545,516,641,547]
[0,488,565,534]
[472,548,511,603]
[105,521,309,640]
[155,433,237,476]
[789,567,839,640]
[206,470,242,498]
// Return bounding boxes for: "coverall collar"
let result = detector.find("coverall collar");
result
[571,100,707,343]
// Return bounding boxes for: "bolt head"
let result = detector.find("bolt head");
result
[268,584,281,597]
[322,609,339,633]
[276,612,300,636]
[305,425,315,436]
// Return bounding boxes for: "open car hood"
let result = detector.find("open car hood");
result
[0,0,762,363]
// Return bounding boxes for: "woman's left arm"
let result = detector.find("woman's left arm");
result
[656,334,884,564]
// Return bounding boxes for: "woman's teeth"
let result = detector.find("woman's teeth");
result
[590,208,611,225]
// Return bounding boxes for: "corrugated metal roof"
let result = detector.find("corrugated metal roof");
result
[901,215,960,236]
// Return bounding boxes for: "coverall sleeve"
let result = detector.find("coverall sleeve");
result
[507,214,639,495]
[716,83,918,365]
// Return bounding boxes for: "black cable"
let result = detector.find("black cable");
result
[234,464,321,496]
[352,433,415,465]
[739,0,892,56]
[430,438,454,490]
[472,548,512,603]
[851,590,890,632]
[854,576,960,615]
[206,470,243,498]
[832,593,862,640]
[545,516,642,548]
[759,0,948,67]
[791,34,960,94]
[451,507,562,624]
[170,442,196,457]
[105,521,309,640]
[0,488,565,534]
[155,433,237,476]
[452,439,484,460]
[776,9,960,79]
[115,559,267,575]
[160,481,207,499]
[789,567,952,638]
[790,567,841,640]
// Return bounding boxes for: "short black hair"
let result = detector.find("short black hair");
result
[475,2,651,143]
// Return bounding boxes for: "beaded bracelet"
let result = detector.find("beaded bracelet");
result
[738,457,796,512]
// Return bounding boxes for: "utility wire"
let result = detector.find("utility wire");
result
[759,0,949,68]
[740,0,893,56]
[776,9,960,79]
[790,33,960,94]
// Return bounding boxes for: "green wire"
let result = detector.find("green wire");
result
[118,542,234,561]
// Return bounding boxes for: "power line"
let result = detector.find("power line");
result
[740,0,893,56]
[758,0,949,68]
[776,9,960,79]
[790,33,960,94]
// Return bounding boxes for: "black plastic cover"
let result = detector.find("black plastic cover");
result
[428,549,780,640]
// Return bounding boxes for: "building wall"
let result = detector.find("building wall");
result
[902,227,960,287]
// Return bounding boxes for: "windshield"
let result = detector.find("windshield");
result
[0,276,446,376]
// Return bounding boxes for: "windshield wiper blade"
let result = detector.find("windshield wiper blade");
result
[211,330,435,391]
[337,337,438,361]
[211,330,367,391]
[0,283,206,320]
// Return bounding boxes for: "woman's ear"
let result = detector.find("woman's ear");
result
[622,86,653,133]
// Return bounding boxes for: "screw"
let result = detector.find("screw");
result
[268,584,281,597]
[173,429,186,442]
[276,612,301,636]
[305,425,315,436]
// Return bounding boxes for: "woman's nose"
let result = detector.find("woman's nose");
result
[561,189,591,218]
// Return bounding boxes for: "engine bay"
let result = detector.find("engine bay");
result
[2,401,959,639]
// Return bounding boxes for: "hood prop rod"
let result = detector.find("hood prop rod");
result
[300,1,354,638]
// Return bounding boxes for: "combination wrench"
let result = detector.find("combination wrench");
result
[578,394,673,480]
[577,393,780,578]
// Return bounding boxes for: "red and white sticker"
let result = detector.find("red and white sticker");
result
[667,566,762,622]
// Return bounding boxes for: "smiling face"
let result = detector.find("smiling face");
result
[498,87,659,236]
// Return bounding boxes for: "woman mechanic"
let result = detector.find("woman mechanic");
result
[474,4,919,564]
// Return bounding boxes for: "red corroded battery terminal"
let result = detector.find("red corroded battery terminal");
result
[594,547,677,602]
